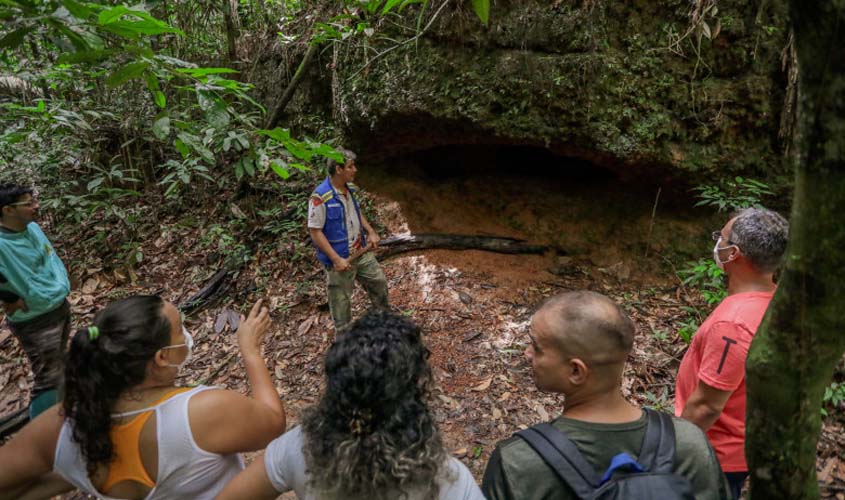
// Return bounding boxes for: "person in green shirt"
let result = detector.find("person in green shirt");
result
[0,183,71,419]
[481,290,729,500]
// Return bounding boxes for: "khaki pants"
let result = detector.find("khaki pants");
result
[326,251,389,331]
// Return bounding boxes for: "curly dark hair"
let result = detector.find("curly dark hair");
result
[63,295,172,475]
[301,309,448,500]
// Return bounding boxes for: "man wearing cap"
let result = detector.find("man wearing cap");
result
[0,183,71,419]
[307,149,388,332]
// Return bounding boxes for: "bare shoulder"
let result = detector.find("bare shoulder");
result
[187,388,248,415]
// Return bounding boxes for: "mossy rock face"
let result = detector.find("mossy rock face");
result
[324,0,790,186]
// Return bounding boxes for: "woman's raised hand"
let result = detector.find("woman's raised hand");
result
[237,299,270,356]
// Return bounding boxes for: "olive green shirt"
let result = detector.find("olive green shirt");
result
[482,411,730,500]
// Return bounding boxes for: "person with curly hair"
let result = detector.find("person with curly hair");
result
[218,309,484,500]
[0,296,286,499]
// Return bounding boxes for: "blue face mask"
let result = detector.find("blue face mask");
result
[162,326,194,370]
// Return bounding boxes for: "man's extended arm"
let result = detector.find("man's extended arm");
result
[359,212,380,247]
[681,380,732,432]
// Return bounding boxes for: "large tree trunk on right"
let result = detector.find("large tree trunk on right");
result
[745,2,845,499]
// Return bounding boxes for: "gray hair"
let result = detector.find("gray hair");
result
[729,207,789,273]
[326,148,357,176]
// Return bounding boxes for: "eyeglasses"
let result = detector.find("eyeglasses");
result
[713,231,737,247]
[8,198,38,207]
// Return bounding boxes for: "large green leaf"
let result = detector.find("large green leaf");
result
[98,6,181,37]
[101,20,180,38]
[0,26,33,49]
[177,67,239,77]
[471,0,489,25]
[270,161,290,180]
[310,143,343,162]
[60,0,91,19]
[98,5,129,25]
[153,90,166,108]
[105,61,149,87]
[383,0,422,13]
[257,127,292,143]
[47,18,91,51]
[382,0,403,14]
[145,72,167,108]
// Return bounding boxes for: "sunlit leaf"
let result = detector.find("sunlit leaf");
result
[98,5,129,25]
[177,67,239,77]
[471,0,489,25]
[153,90,166,108]
[270,161,290,180]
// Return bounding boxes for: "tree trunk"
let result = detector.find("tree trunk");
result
[745,2,845,499]
[264,41,320,129]
[222,0,238,65]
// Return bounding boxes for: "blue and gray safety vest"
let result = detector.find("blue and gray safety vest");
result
[312,176,366,267]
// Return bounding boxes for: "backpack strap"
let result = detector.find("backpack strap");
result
[516,423,599,500]
[637,409,677,474]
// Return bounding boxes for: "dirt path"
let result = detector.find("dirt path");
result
[1,171,843,498]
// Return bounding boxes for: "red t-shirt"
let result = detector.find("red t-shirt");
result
[674,291,774,472]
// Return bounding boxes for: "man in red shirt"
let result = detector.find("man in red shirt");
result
[675,207,789,499]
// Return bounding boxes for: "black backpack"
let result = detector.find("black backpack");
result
[516,409,696,500]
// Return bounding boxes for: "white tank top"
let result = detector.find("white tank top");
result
[53,385,244,499]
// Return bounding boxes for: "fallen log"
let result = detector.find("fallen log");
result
[376,233,556,260]
[179,268,234,317]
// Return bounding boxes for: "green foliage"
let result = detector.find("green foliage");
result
[0,0,346,224]
[675,258,725,344]
[692,176,774,212]
[676,315,699,344]
[678,257,727,306]
[821,381,845,418]
[644,389,672,412]
[200,223,252,268]
[650,329,670,343]
[471,0,490,25]
[0,0,492,256]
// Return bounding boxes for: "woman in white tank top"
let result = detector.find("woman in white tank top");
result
[0,295,285,499]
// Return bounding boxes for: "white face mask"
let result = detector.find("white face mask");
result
[162,326,194,370]
[712,237,738,271]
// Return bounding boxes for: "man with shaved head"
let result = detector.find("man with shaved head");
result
[482,291,728,500]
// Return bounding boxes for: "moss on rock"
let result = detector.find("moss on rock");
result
[312,0,790,187]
